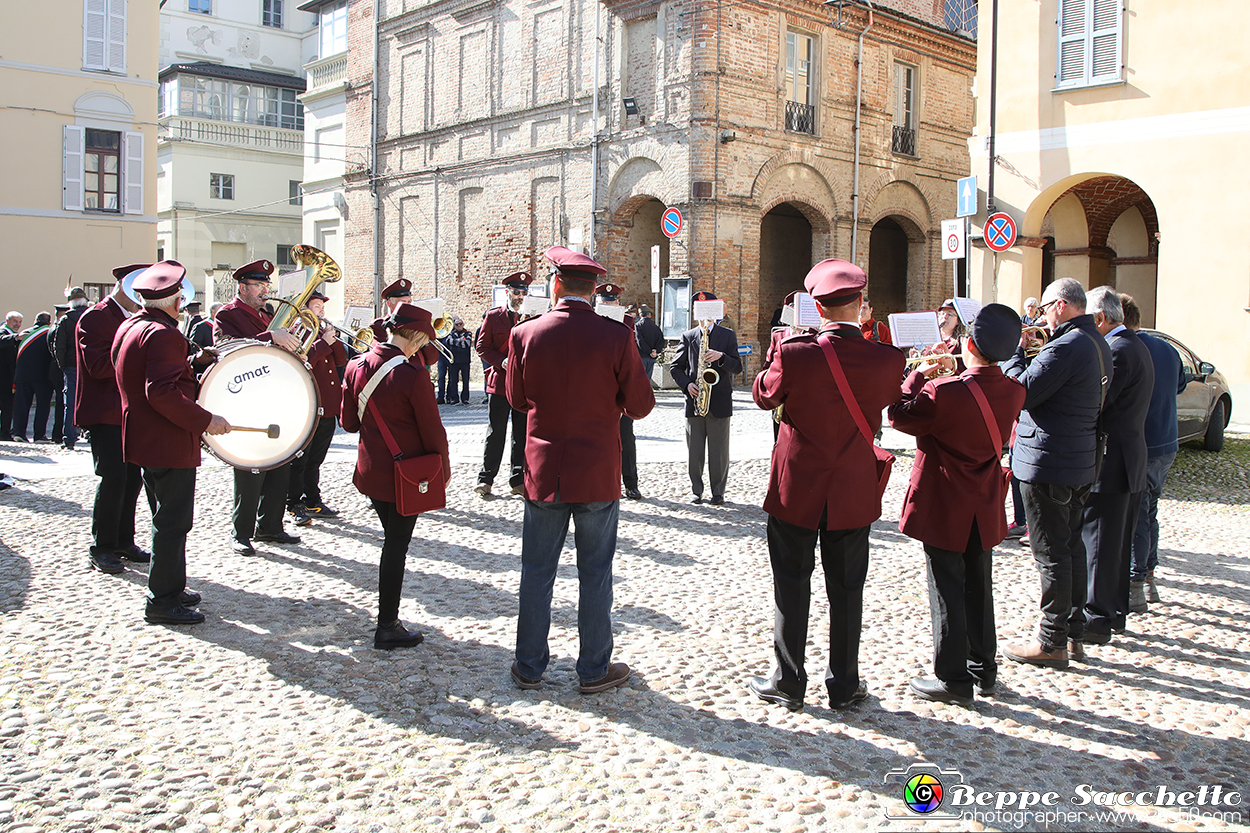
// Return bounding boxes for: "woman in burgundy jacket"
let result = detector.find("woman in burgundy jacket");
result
[340,303,449,651]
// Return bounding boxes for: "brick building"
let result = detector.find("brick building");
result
[337,0,976,356]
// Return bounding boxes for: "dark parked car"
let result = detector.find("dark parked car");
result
[1144,329,1233,452]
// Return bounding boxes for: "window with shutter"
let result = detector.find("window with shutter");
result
[124,132,143,215]
[106,0,126,73]
[83,0,107,70]
[1056,0,1122,89]
[63,126,86,212]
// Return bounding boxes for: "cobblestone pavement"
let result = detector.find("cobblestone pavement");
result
[1,392,1248,832]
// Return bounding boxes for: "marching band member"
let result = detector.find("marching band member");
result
[593,283,643,500]
[474,271,532,498]
[214,260,306,551]
[763,291,814,442]
[748,259,904,711]
[112,261,230,625]
[75,264,149,575]
[288,290,347,520]
[505,247,655,692]
[888,303,1026,706]
[369,278,413,343]
[340,303,449,650]
[669,291,741,505]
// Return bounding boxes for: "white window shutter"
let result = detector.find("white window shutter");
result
[1090,0,1122,82]
[63,125,85,211]
[124,131,144,215]
[1056,0,1087,87]
[107,0,126,73]
[84,0,107,70]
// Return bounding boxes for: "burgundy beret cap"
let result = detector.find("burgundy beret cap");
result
[502,271,535,287]
[232,260,274,281]
[545,247,605,281]
[594,283,624,298]
[388,302,436,340]
[382,278,413,298]
[112,263,152,281]
[804,259,866,304]
[133,261,188,300]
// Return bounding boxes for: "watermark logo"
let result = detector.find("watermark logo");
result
[227,364,271,394]
[903,772,944,814]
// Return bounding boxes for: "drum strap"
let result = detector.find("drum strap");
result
[357,355,407,417]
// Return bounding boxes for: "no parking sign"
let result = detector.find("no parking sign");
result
[984,212,1018,252]
[661,208,683,239]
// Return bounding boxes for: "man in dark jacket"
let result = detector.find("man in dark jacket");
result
[634,306,665,384]
[0,312,21,441]
[54,288,90,449]
[444,316,473,404]
[11,312,55,442]
[1079,286,1153,646]
[1123,295,1187,612]
[1001,277,1112,670]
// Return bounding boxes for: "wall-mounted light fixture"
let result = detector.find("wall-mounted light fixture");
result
[719,130,736,144]
[623,97,639,116]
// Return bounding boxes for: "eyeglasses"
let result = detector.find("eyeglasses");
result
[240,280,269,288]
[508,287,528,295]
[1038,299,1062,314]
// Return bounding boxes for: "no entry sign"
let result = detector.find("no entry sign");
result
[984,212,1018,252]
[661,208,683,239]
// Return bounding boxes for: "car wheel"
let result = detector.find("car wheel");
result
[1203,398,1225,452]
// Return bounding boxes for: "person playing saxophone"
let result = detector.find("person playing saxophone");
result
[669,291,741,505]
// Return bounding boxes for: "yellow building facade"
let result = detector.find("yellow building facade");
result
[1,0,158,318]
[968,0,1250,409]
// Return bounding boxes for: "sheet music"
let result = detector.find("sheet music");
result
[519,294,550,317]
[778,305,796,326]
[692,300,724,321]
[888,311,942,348]
[597,304,626,323]
[793,292,821,328]
[414,297,445,320]
[276,270,305,300]
[342,305,373,331]
[951,297,983,326]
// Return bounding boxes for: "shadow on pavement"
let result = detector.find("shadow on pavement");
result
[0,539,31,614]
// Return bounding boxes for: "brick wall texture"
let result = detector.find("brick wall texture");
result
[342,0,976,354]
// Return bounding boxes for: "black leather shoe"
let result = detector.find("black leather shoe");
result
[829,682,869,710]
[231,537,255,556]
[624,488,642,500]
[1082,629,1111,645]
[180,590,202,608]
[89,548,125,575]
[255,530,301,545]
[690,495,703,505]
[746,676,804,711]
[115,545,152,564]
[374,620,425,650]
[709,495,725,506]
[145,603,205,625]
[909,677,974,707]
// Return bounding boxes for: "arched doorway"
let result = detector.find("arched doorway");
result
[759,203,814,345]
[612,197,670,311]
[867,214,925,317]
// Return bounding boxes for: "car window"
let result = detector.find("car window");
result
[1159,334,1198,376]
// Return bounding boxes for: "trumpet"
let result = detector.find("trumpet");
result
[903,353,957,377]
[1022,325,1049,357]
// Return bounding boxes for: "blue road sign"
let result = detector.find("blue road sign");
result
[737,344,754,356]
[957,175,977,218]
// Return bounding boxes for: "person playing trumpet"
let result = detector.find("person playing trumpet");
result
[287,290,348,521]
[669,291,741,505]
[887,304,1026,706]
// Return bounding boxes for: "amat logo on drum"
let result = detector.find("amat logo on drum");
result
[227,364,272,394]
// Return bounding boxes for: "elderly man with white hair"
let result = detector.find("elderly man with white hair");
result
[1078,286,1154,647]
[1000,277,1112,670]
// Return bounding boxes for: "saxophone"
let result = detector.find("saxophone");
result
[693,321,719,417]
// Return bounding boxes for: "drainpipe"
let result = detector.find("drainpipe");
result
[849,1,874,263]
[589,1,601,256]
[371,0,382,312]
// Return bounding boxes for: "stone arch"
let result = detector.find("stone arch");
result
[74,91,135,123]
[861,177,940,312]
[753,160,838,240]
[606,156,668,217]
[603,192,670,311]
[749,149,841,209]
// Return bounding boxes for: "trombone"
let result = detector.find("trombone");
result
[320,320,376,353]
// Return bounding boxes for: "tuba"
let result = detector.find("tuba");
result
[265,244,342,357]
[694,321,719,417]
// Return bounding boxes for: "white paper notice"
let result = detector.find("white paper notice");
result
[519,294,550,317]
[889,311,942,348]
[951,297,983,326]
[692,300,724,321]
[597,304,626,323]
[343,305,373,331]
[663,311,674,329]
[793,292,821,329]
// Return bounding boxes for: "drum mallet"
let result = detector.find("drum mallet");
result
[228,424,281,439]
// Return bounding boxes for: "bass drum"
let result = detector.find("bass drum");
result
[197,340,321,472]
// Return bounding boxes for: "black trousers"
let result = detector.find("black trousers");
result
[86,424,144,552]
[447,363,470,403]
[1021,480,1093,650]
[620,415,637,491]
[478,392,525,488]
[1082,489,1142,636]
[923,522,995,694]
[233,462,291,538]
[11,377,52,440]
[51,384,64,442]
[0,386,13,438]
[370,499,417,624]
[288,416,337,506]
[766,512,870,703]
[142,467,196,604]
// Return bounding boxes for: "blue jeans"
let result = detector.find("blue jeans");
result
[1130,450,1176,581]
[62,367,79,447]
[516,499,620,682]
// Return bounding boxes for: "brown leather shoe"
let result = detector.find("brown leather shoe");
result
[1003,641,1069,669]
[1067,639,1085,661]
[579,662,632,693]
